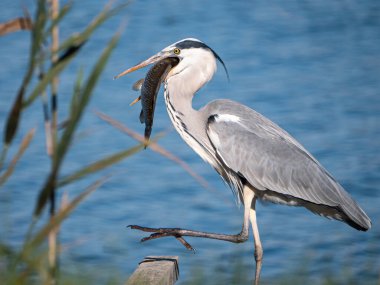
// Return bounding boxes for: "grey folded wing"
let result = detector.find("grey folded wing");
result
[205,107,371,231]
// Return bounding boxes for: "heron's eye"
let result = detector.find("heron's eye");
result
[173,48,181,55]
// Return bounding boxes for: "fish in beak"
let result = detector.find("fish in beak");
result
[114,51,179,148]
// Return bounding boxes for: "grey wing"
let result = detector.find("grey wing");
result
[205,100,371,231]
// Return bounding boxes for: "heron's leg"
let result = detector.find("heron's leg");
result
[129,186,255,248]
[250,197,263,285]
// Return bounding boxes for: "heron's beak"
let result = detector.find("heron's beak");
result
[114,51,171,79]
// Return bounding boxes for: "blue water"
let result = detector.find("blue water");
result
[1,0,379,284]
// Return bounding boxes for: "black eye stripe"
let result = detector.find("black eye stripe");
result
[175,40,209,50]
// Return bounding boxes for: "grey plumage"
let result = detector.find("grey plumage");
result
[115,38,371,285]
[204,99,371,231]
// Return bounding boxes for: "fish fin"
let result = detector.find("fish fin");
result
[139,109,144,124]
[132,78,144,91]
[130,96,141,106]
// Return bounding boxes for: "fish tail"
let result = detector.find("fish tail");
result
[144,125,152,148]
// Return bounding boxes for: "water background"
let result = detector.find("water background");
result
[0,0,379,283]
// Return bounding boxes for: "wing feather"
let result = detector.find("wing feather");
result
[204,99,371,230]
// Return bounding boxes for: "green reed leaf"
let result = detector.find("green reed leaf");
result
[3,0,47,147]
[27,177,107,251]
[58,144,143,187]
[23,41,85,108]
[34,32,120,217]
[0,128,36,187]
[43,2,72,39]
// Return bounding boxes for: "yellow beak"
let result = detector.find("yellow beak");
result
[114,51,171,79]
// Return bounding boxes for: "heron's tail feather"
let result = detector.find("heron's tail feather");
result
[340,200,371,231]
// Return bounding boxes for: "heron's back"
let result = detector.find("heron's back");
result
[202,99,371,231]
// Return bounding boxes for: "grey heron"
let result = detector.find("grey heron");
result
[115,38,371,284]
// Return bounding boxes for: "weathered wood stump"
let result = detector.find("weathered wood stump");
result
[125,256,179,285]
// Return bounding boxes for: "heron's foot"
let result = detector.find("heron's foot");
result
[128,225,195,251]
[128,224,250,251]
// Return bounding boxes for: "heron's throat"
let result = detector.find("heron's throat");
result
[164,77,196,115]
[165,57,215,106]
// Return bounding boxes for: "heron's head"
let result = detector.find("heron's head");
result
[115,38,228,92]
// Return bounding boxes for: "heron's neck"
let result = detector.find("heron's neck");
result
[164,58,214,114]
[164,78,220,171]
[164,77,198,117]
[167,91,192,112]
[164,80,207,146]
[163,62,216,149]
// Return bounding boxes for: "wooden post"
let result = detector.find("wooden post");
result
[125,256,179,285]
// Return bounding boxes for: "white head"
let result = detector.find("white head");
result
[115,38,228,95]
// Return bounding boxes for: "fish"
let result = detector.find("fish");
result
[131,57,179,147]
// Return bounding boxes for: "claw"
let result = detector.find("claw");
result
[175,236,195,252]
[128,224,196,251]
[128,225,160,232]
